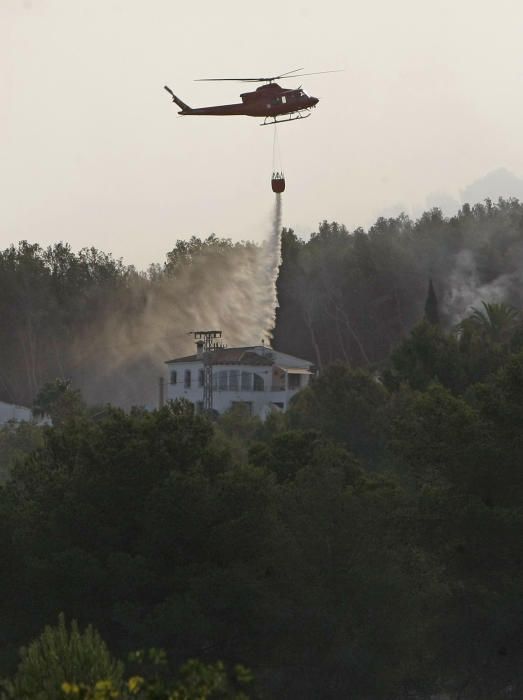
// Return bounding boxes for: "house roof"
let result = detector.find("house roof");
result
[166,347,273,367]
[279,367,313,374]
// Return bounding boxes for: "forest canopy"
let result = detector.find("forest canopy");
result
[2,198,523,697]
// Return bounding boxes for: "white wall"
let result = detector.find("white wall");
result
[165,360,310,417]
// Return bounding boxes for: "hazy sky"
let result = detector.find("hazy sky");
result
[3,0,523,268]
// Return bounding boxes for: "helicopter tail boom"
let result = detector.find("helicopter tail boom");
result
[163,85,191,113]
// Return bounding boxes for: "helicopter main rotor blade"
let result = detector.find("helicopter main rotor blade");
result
[282,69,344,78]
[272,67,304,77]
[195,76,301,82]
[194,68,304,83]
[194,78,266,82]
[194,68,342,83]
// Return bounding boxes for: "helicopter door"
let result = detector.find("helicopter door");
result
[281,96,286,103]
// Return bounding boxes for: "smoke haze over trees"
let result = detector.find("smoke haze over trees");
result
[0,197,282,408]
[2,197,523,407]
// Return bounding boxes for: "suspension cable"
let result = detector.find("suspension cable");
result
[272,125,284,175]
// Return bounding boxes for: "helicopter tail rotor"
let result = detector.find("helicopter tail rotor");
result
[163,85,191,112]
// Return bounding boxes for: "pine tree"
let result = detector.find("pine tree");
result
[424,278,440,326]
[10,614,123,699]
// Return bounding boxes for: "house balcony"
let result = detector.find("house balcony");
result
[213,385,301,394]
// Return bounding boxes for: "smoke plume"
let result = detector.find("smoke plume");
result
[76,195,283,407]
[443,250,518,323]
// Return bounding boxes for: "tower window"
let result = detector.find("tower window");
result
[184,370,191,388]
[253,373,264,392]
[229,370,240,391]
[288,374,301,390]
[241,371,252,391]
[218,370,228,391]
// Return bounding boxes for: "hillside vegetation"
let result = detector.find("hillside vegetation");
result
[1,199,523,697]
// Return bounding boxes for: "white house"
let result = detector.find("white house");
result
[165,344,313,418]
[0,401,33,425]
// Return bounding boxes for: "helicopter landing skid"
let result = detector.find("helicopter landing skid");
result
[261,110,311,126]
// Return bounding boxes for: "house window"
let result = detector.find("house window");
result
[229,370,239,391]
[184,370,191,388]
[288,373,301,390]
[196,401,204,414]
[218,370,228,391]
[241,371,252,391]
[170,370,177,385]
[253,373,264,392]
[198,369,205,387]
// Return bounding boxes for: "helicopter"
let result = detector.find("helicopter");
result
[164,68,340,126]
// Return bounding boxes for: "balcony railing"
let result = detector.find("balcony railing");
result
[212,385,299,393]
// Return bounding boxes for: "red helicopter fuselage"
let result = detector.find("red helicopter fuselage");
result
[164,83,319,124]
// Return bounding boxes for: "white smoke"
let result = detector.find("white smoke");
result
[75,195,283,406]
[443,249,521,324]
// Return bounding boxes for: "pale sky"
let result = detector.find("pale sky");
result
[3,0,523,268]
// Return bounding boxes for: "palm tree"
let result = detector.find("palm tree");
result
[464,301,519,342]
